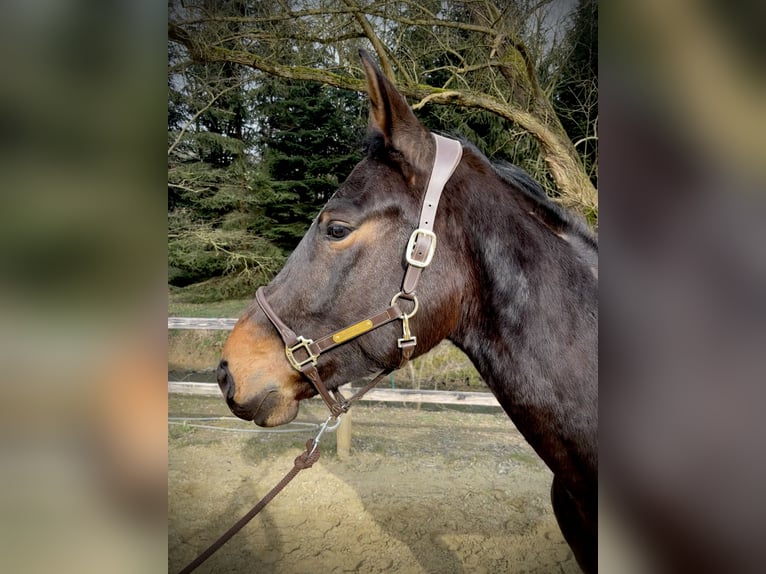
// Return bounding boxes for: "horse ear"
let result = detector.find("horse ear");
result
[359,49,431,169]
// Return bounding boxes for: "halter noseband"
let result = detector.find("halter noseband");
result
[256,134,463,417]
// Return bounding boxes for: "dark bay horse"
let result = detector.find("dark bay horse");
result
[218,50,597,573]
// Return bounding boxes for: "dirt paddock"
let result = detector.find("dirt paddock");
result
[169,395,579,573]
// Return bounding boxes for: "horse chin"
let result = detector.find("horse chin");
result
[251,394,299,427]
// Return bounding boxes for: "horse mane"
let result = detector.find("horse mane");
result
[458,137,598,255]
[494,160,598,250]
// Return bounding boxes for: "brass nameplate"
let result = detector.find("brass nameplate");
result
[332,319,374,344]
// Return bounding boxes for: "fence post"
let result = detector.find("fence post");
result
[336,411,352,459]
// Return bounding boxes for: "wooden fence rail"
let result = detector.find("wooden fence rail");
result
[168,317,237,330]
[168,381,500,408]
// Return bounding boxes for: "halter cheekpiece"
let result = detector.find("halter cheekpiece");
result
[256,133,463,417]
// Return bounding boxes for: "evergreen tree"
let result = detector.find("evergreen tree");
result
[252,78,365,250]
[168,52,286,298]
[167,55,366,298]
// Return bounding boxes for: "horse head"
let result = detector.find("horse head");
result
[218,51,467,426]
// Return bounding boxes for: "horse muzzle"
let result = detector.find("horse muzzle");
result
[217,359,300,427]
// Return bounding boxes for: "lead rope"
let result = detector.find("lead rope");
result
[177,382,395,573]
[177,416,341,574]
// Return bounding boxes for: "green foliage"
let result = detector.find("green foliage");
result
[168,296,252,318]
[169,50,292,298]
[168,218,285,286]
[252,78,365,250]
[169,273,263,304]
[168,71,366,298]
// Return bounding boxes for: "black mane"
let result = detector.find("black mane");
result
[458,137,597,254]
[494,160,598,251]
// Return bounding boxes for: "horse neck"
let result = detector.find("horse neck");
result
[446,168,598,477]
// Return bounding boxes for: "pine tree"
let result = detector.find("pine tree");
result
[168,52,288,298]
[252,78,365,251]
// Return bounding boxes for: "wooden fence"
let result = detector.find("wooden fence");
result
[168,381,499,407]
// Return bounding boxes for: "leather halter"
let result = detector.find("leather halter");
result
[256,134,463,417]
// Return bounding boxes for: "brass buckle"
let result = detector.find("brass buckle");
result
[285,336,319,371]
[405,229,437,268]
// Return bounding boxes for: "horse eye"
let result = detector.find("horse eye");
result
[326,224,352,240]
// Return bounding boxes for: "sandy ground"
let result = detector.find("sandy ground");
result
[169,396,579,573]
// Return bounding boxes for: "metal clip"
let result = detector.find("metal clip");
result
[398,313,417,349]
[310,415,342,456]
[391,292,419,349]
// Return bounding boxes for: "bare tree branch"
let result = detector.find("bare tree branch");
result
[342,0,397,80]
[168,82,241,157]
[168,1,598,213]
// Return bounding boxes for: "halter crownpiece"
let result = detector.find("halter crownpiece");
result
[401,134,462,293]
[256,133,463,416]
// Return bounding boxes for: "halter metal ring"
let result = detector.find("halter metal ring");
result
[391,292,419,319]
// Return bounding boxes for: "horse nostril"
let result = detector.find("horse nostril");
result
[216,360,235,401]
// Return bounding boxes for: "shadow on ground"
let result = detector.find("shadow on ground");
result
[168,396,578,573]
